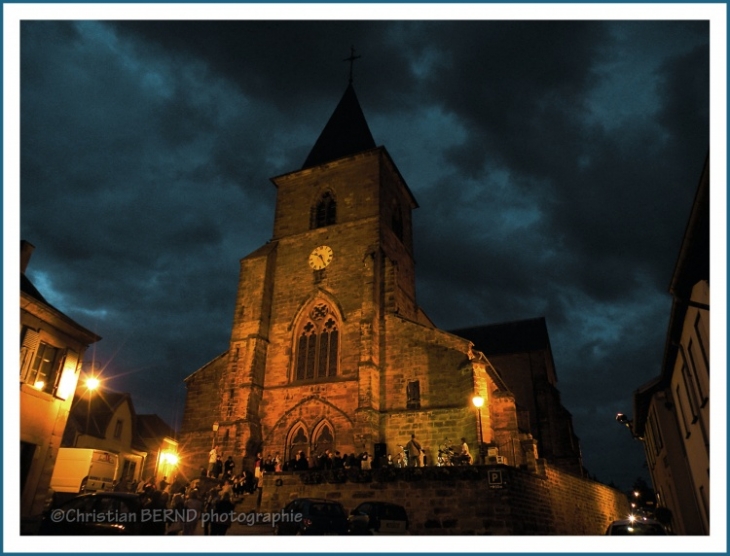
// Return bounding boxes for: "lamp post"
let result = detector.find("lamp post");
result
[212,421,219,449]
[615,412,643,440]
[472,395,485,465]
[79,376,100,446]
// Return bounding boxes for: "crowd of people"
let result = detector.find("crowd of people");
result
[129,471,251,536]
[120,433,474,535]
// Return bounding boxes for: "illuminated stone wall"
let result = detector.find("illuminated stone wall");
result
[258,462,629,535]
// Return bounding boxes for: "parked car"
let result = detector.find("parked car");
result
[39,492,144,535]
[605,517,668,535]
[275,498,348,535]
[348,501,409,535]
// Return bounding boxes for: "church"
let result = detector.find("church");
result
[179,80,583,478]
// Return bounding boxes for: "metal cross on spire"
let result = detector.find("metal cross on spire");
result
[343,45,361,84]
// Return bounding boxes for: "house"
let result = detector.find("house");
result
[62,389,147,490]
[632,155,709,534]
[20,241,101,518]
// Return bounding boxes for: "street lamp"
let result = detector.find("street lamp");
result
[78,375,100,447]
[472,395,485,465]
[85,377,100,391]
[615,412,644,440]
[212,421,219,448]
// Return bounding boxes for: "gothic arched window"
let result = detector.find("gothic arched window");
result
[312,192,336,229]
[288,423,310,461]
[313,421,335,457]
[294,303,339,381]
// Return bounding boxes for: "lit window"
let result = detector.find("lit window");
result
[26,341,60,394]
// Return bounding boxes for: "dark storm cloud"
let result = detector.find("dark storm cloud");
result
[18,17,711,491]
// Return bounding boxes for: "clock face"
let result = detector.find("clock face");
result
[308,245,334,270]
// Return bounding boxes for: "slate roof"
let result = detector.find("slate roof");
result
[136,414,176,440]
[450,317,552,356]
[302,83,376,169]
[68,390,133,439]
[21,273,49,305]
[21,242,101,344]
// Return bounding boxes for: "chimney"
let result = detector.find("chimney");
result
[20,240,35,274]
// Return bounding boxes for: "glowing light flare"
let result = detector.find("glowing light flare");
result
[86,377,100,391]
[472,395,485,408]
[33,380,45,391]
[160,452,179,466]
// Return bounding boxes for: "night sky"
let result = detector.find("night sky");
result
[13,8,716,495]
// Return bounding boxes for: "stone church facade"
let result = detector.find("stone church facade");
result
[179,84,583,477]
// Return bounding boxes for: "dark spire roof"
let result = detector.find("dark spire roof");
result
[302,83,376,169]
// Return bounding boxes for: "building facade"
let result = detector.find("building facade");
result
[20,241,101,518]
[633,155,709,534]
[180,84,582,479]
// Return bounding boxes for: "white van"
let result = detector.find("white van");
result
[49,448,118,493]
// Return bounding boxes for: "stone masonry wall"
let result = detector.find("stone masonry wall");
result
[179,352,227,474]
[258,463,629,535]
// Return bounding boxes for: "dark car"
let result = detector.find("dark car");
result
[605,517,668,535]
[275,498,348,535]
[39,492,143,535]
[348,501,409,535]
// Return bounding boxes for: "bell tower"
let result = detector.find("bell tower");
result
[210,81,420,465]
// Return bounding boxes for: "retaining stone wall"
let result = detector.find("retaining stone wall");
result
[258,463,628,535]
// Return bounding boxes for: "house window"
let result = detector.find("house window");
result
[648,407,663,454]
[686,338,708,407]
[644,426,656,469]
[311,192,336,229]
[114,420,123,439]
[25,341,60,394]
[407,380,421,409]
[693,313,709,370]
[121,460,136,482]
[680,354,700,424]
[294,303,339,381]
[20,327,40,381]
[675,385,691,439]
